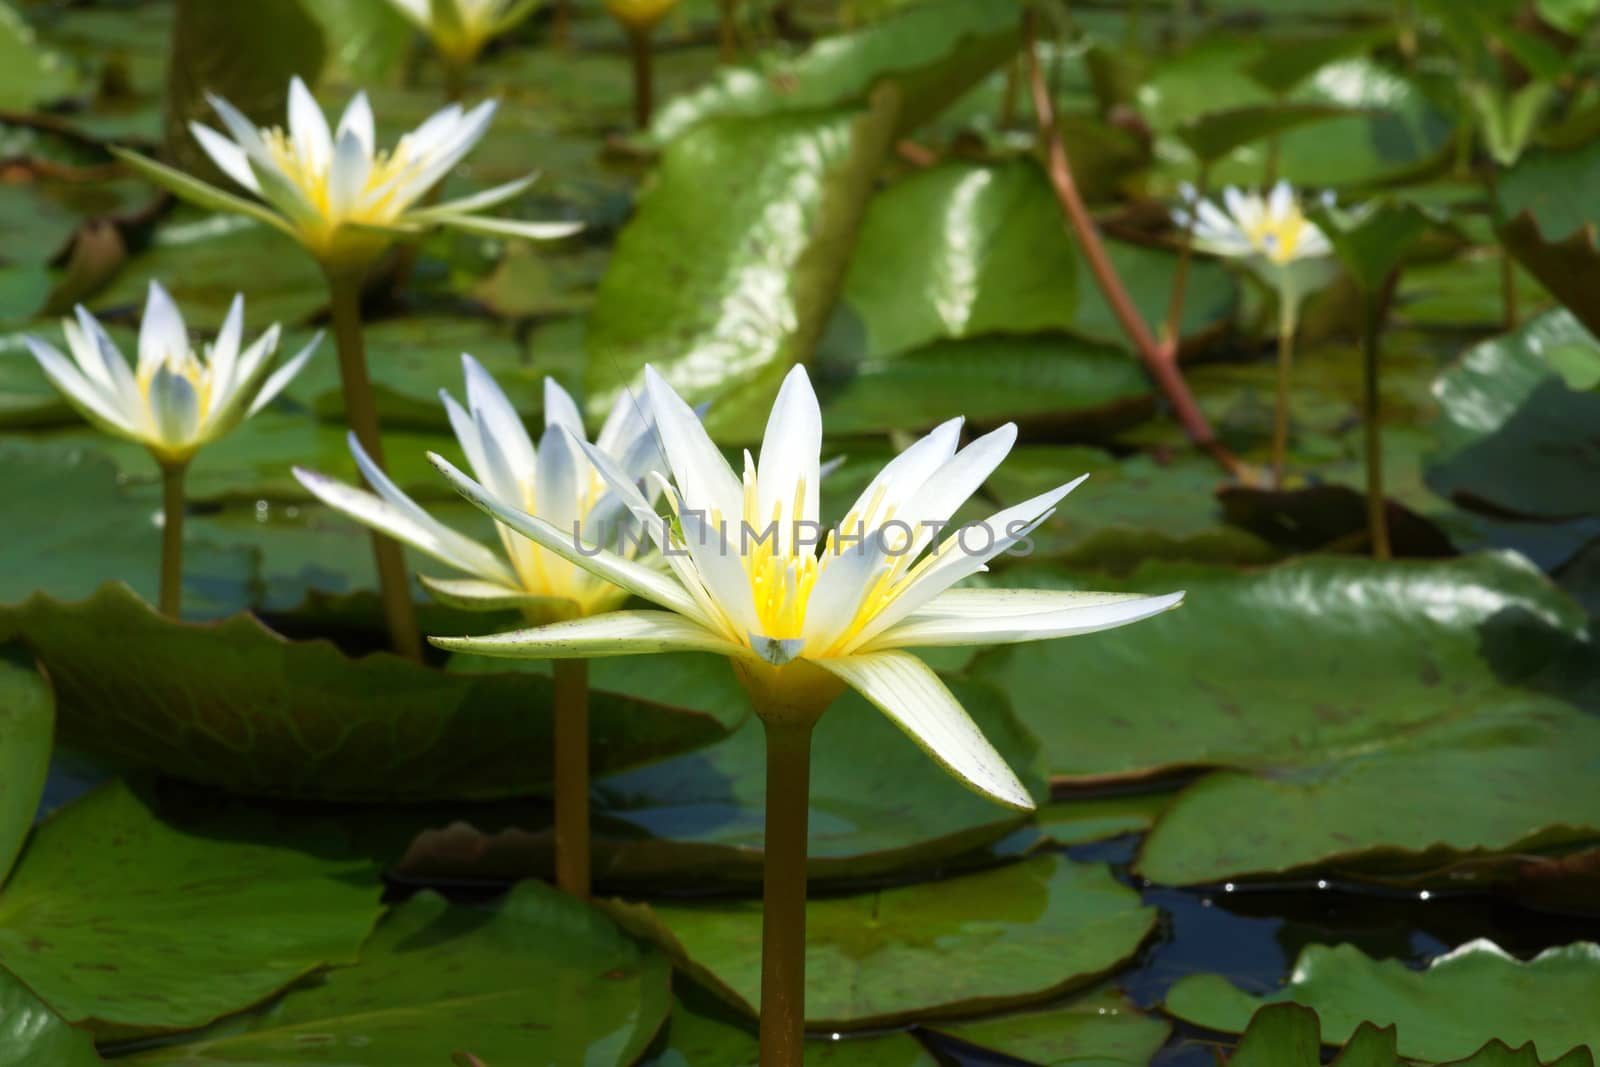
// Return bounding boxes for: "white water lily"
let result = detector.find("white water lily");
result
[385,0,541,65]
[114,77,580,269]
[294,356,665,621]
[427,364,1184,810]
[23,282,319,464]
[1175,180,1337,303]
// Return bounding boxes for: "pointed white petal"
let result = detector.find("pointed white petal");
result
[326,128,373,220]
[287,75,333,174]
[533,422,583,540]
[207,293,246,401]
[137,280,188,380]
[430,610,747,660]
[421,213,583,242]
[894,422,1018,561]
[294,465,517,586]
[441,389,492,489]
[428,451,709,623]
[463,353,538,506]
[335,91,376,155]
[817,651,1034,811]
[872,589,1185,649]
[595,380,650,455]
[644,365,742,527]
[190,123,262,193]
[419,574,576,616]
[205,93,270,157]
[245,331,322,416]
[1268,179,1294,220]
[678,505,761,638]
[407,173,539,220]
[543,377,586,438]
[23,335,138,437]
[71,305,140,409]
[756,364,822,549]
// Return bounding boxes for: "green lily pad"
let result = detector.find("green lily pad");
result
[1428,309,1600,520]
[1037,792,1175,848]
[818,336,1150,436]
[2,584,734,802]
[924,987,1170,1065]
[0,2,77,111]
[1222,1001,1597,1067]
[967,555,1600,882]
[0,441,256,618]
[393,675,1040,887]
[651,0,1023,142]
[1166,940,1600,1063]
[981,447,1280,572]
[841,159,1078,360]
[0,968,103,1067]
[1176,103,1359,165]
[1493,141,1600,337]
[0,779,384,1038]
[95,214,327,331]
[130,882,672,1067]
[604,854,1156,1029]
[585,99,899,442]
[0,652,50,888]
[641,991,937,1066]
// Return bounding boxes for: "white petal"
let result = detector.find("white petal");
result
[423,214,584,242]
[287,75,333,174]
[335,91,375,155]
[207,293,246,401]
[23,335,138,437]
[1268,179,1294,220]
[534,422,583,541]
[245,330,321,417]
[463,353,538,507]
[873,589,1185,648]
[407,173,538,220]
[848,476,1089,653]
[294,465,517,586]
[428,451,709,623]
[441,389,493,490]
[431,610,747,660]
[137,280,188,380]
[71,306,140,410]
[595,380,651,456]
[190,123,262,193]
[644,365,742,527]
[817,651,1034,811]
[756,364,822,550]
[678,504,761,638]
[543,377,586,438]
[326,128,372,220]
[148,365,201,447]
[419,575,576,616]
[894,422,1018,561]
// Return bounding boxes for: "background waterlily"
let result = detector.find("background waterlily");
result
[383,0,542,94]
[1175,181,1338,486]
[113,75,581,659]
[294,355,665,897]
[23,282,319,616]
[427,363,1184,1067]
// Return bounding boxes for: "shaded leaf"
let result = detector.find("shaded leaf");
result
[0,969,104,1067]
[132,882,672,1066]
[0,780,384,1038]
[3,585,735,802]
[1177,103,1357,165]
[924,987,1170,1066]
[640,990,936,1066]
[603,854,1156,1029]
[0,652,51,888]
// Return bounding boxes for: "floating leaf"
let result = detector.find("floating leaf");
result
[3,585,734,802]
[132,882,672,1066]
[587,98,899,441]
[1166,940,1600,1063]
[0,652,51,888]
[0,441,256,617]
[967,555,1600,883]
[924,987,1170,1066]
[641,991,937,1067]
[1428,310,1600,520]
[0,780,384,1038]
[0,969,104,1067]
[1495,140,1600,337]
[651,0,1023,142]
[818,337,1149,436]
[604,854,1155,1029]
[841,160,1077,360]
[1176,103,1357,165]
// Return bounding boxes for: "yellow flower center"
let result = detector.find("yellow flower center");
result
[137,351,213,424]
[1245,207,1310,266]
[261,128,417,234]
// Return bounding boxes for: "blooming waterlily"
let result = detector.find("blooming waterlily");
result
[604,0,680,32]
[430,363,1183,806]
[384,0,542,68]
[1175,181,1337,486]
[425,362,1182,1063]
[23,282,319,466]
[113,77,580,270]
[23,282,319,615]
[293,355,664,622]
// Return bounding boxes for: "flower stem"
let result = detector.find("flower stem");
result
[1163,161,1209,350]
[1023,17,1238,478]
[628,27,654,130]
[759,715,813,1067]
[552,658,591,899]
[158,460,187,617]
[326,269,423,661]
[1272,296,1298,489]
[1361,287,1392,560]
[718,0,737,62]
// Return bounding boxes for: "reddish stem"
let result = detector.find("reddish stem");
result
[1024,21,1237,477]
